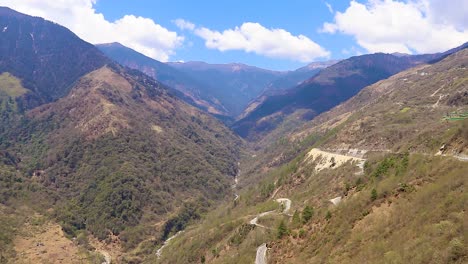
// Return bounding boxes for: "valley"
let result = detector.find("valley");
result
[0,4,467,264]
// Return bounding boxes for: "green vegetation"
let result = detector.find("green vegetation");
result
[0,213,18,261]
[229,224,255,246]
[291,210,301,228]
[370,152,409,178]
[370,188,378,201]
[0,72,28,98]
[277,220,288,239]
[161,202,203,241]
[400,107,411,113]
[0,65,241,262]
[302,206,313,224]
[444,111,468,121]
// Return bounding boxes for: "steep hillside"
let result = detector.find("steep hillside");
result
[97,43,228,116]
[293,48,468,153]
[238,60,338,120]
[232,52,456,141]
[0,8,242,263]
[1,64,241,262]
[168,61,285,116]
[156,48,467,264]
[0,7,109,108]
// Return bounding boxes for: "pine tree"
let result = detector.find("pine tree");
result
[292,210,301,228]
[371,188,378,201]
[302,206,313,224]
[325,210,332,221]
[277,220,288,239]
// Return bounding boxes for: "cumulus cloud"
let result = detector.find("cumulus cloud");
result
[193,22,330,62]
[173,18,195,31]
[1,0,183,61]
[321,0,468,54]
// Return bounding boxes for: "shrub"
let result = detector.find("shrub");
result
[298,229,306,239]
[449,237,465,261]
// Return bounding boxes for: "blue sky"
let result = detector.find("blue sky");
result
[92,0,359,70]
[2,0,467,70]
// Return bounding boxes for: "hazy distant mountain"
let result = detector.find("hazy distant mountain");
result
[238,60,339,120]
[263,60,339,93]
[97,42,340,119]
[168,61,286,116]
[97,42,229,116]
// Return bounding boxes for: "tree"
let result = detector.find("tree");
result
[302,206,313,224]
[371,188,378,201]
[292,210,301,228]
[277,220,288,239]
[325,211,332,221]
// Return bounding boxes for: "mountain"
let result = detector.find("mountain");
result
[291,46,468,153]
[168,61,286,116]
[238,60,338,120]
[157,46,468,264]
[96,43,228,116]
[0,7,110,108]
[232,51,459,141]
[263,60,339,93]
[98,42,338,121]
[0,8,241,262]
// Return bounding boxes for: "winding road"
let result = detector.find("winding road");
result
[255,243,268,264]
[253,198,292,264]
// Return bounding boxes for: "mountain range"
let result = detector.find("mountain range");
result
[97,42,336,121]
[0,6,467,264]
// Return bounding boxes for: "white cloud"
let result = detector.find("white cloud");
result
[193,22,330,62]
[1,0,183,61]
[321,0,468,54]
[173,18,195,31]
[325,2,334,13]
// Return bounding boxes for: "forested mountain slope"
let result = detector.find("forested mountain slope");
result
[0,8,241,262]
